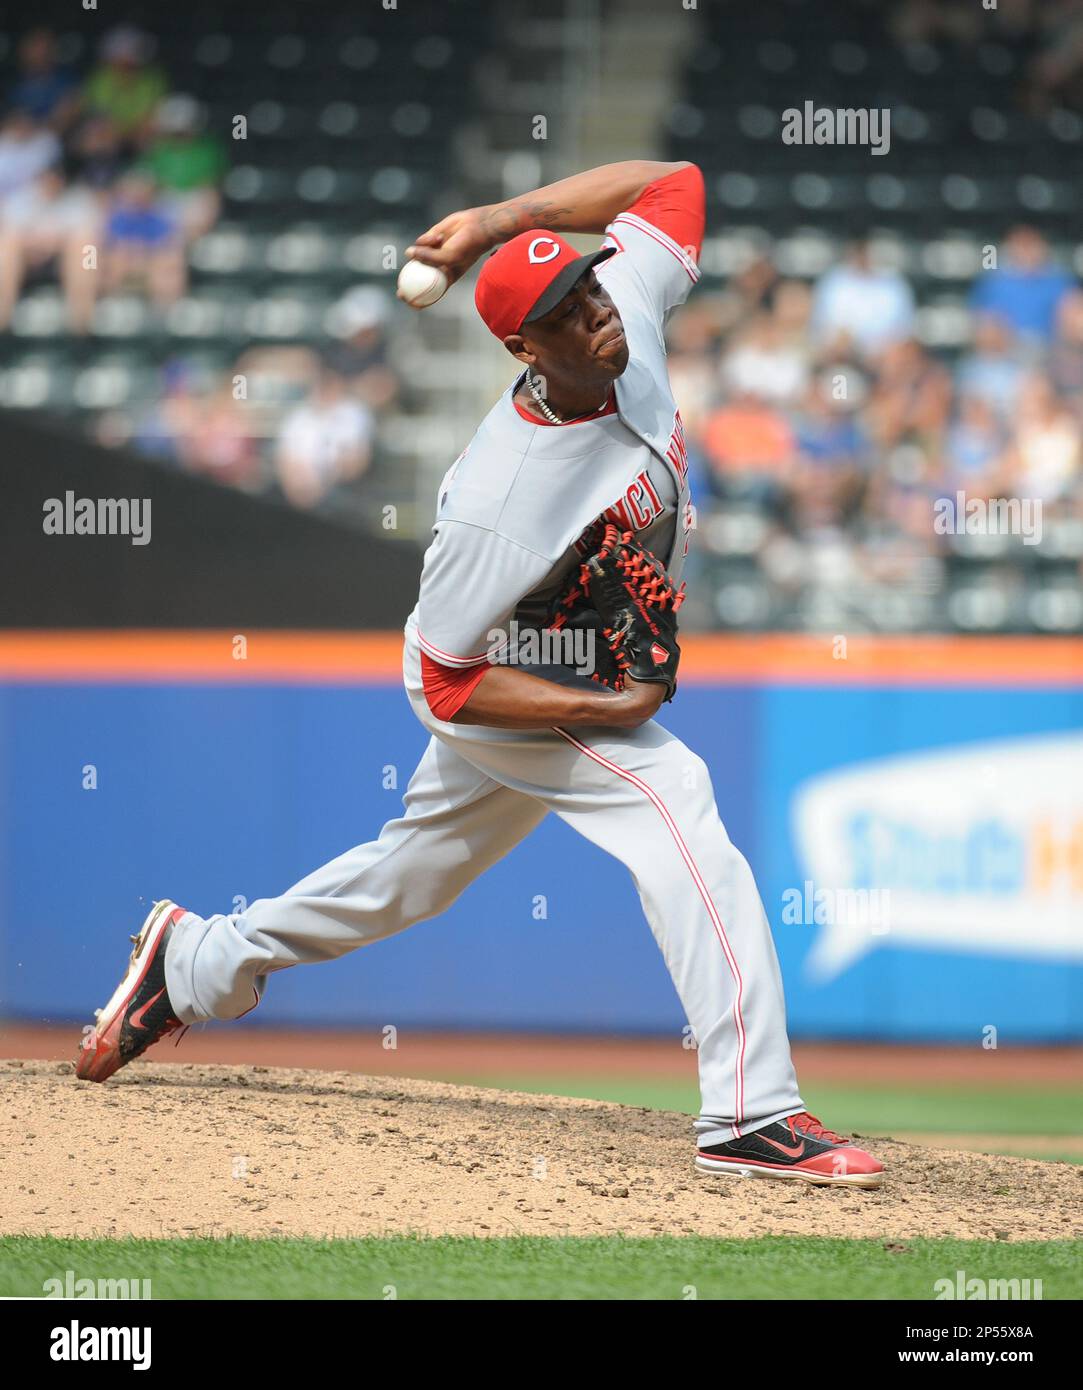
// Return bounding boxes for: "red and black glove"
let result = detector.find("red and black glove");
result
[549,524,685,700]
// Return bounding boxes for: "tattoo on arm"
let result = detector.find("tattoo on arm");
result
[483,201,577,241]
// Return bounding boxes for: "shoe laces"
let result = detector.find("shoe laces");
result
[790,1112,848,1145]
[167,1021,189,1049]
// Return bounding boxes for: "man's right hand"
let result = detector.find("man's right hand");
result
[406,207,495,287]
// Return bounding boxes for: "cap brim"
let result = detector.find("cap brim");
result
[521,246,617,326]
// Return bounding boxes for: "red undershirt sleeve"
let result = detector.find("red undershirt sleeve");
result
[599,164,705,323]
[623,164,705,261]
[421,651,491,721]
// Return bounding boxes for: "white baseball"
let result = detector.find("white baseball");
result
[397,258,449,308]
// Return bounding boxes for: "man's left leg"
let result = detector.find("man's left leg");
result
[423,710,883,1186]
[425,713,801,1139]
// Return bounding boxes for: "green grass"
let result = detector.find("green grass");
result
[449,1073,703,1113]
[800,1086,1081,1138]
[1,1234,1078,1300]
[446,1074,1083,1162]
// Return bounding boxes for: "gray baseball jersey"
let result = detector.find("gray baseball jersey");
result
[407,213,697,673]
[164,186,806,1149]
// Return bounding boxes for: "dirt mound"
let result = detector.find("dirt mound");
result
[3,1060,1080,1242]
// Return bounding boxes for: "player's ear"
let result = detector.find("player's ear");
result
[503,333,533,364]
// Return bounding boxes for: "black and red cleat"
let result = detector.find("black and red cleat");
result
[76,900,187,1083]
[696,1112,884,1189]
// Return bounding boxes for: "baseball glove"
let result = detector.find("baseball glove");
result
[549,524,685,700]
[548,595,629,690]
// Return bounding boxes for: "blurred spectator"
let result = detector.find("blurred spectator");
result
[712,252,781,338]
[137,96,227,242]
[67,115,127,197]
[969,225,1075,344]
[126,361,259,489]
[0,107,60,203]
[0,163,99,330]
[1048,290,1083,403]
[276,371,374,508]
[955,315,1026,420]
[81,26,167,149]
[232,344,321,406]
[792,372,869,469]
[772,279,813,347]
[186,384,261,489]
[700,391,794,501]
[131,360,203,465]
[8,29,79,130]
[863,444,946,551]
[665,298,725,439]
[788,375,870,529]
[943,395,1006,495]
[1004,374,1082,503]
[102,170,186,307]
[867,338,952,450]
[811,241,915,358]
[721,311,809,406]
[322,286,400,411]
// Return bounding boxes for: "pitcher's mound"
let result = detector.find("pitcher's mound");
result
[2,1060,1079,1241]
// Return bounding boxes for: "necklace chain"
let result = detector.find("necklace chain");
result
[527,374,608,425]
[527,374,564,424]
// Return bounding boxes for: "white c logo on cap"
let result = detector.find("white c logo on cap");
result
[527,237,561,265]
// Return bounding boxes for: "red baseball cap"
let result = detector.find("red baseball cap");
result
[474,231,616,341]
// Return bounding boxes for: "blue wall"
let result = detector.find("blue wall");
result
[2,677,1081,1039]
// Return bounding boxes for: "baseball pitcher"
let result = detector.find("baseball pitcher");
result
[77,160,883,1188]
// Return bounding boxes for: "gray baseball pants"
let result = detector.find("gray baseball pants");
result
[165,641,804,1146]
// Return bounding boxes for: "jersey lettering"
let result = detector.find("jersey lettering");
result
[438,450,467,511]
[682,500,696,558]
[640,472,664,514]
[573,468,667,553]
[665,412,688,482]
[604,498,633,533]
[624,478,656,530]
